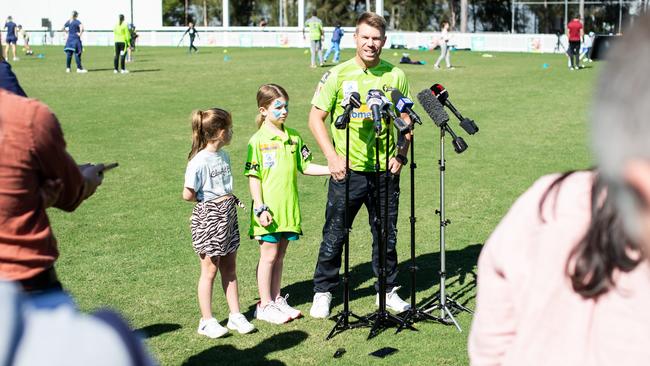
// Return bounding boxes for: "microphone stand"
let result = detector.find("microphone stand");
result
[364,112,413,340]
[327,113,369,340]
[397,123,443,331]
[421,123,473,332]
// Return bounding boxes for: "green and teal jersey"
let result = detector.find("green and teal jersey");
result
[305,16,323,41]
[113,22,131,46]
[311,58,412,172]
[244,124,313,237]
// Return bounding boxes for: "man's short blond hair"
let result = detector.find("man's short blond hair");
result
[356,12,387,36]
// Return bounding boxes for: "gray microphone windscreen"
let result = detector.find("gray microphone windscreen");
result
[417,89,449,127]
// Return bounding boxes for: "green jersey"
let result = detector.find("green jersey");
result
[305,16,323,41]
[113,22,131,45]
[311,58,412,172]
[244,124,313,237]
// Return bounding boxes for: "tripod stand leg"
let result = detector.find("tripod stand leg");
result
[443,305,462,332]
[448,298,474,314]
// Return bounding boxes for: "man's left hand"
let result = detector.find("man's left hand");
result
[388,157,403,175]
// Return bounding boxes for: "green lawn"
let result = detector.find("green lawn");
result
[12,45,597,365]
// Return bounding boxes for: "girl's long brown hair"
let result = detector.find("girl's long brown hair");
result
[539,170,643,298]
[188,108,231,160]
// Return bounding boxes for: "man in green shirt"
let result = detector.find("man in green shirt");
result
[113,14,131,73]
[308,12,412,318]
[303,10,324,68]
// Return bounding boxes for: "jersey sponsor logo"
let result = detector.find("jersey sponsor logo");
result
[260,143,280,151]
[342,80,358,96]
[301,145,311,160]
[263,152,276,168]
[245,161,260,172]
[350,104,372,121]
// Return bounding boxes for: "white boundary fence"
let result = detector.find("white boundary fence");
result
[25,28,565,53]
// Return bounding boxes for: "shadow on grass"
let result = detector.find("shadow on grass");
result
[129,69,162,73]
[87,68,115,72]
[181,330,308,366]
[279,243,483,310]
[134,323,182,339]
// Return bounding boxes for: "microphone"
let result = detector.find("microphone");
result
[379,95,410,134]
[417,89,467,154]
[430,83,479,135]
[390,89,422,125]
[334,91,361,129]
[417,89,449,127]
[367,89,384,133]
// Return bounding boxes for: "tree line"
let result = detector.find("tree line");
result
[163,0,644,34]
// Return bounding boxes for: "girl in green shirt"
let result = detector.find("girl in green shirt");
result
[245,84,330,324]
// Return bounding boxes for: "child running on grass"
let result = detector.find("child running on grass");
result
[183,108,255,338]
[245,84,330,324]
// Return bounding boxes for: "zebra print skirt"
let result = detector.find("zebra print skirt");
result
[190,196,240,257]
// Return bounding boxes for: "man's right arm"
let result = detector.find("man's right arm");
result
[308,106,345,181]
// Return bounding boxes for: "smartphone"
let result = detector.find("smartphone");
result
[369,347,398,358]
[102,162,119,172]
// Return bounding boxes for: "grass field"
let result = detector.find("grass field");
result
[12,45,597,365]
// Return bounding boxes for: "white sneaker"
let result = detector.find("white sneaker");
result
[113,69,118,74]
[66,68,71,73]
[309,292,332,319]
[120,69,129,74]
[226,313,255,334]
[434,65,441,69]
[76,69,88,73]
[376,286,411,313]
[13,57,19,61]
[197,318,228,339]
[254,302,290,324]
[274,294,302,320]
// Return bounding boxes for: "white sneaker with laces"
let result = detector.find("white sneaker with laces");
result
[197,318,228,339]
[309,292,332,319]
[376,286,411,313]
[120,69,129,74]
[76,69,88,73]
[275,294,302,319]
[255,302,290,324]
[226,313,255,334]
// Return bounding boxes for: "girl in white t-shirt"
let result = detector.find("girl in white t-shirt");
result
[183,108,255,338]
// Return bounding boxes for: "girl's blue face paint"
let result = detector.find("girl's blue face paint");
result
[268,98,288,121]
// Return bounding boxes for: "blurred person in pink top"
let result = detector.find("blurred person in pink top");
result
[469,15,650,366]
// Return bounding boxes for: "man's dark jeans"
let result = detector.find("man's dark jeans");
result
[313,171,400,294]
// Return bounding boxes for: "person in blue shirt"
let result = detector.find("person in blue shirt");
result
[3,16,18,62]
[63,11,87,73]
[323,23,344,64]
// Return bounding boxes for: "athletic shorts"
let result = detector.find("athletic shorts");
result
[6,36,17,45]
[190,196,240,257]
[310,40,322,51]
[255,232,300,243]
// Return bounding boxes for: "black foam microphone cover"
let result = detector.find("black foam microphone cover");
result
[417,89,449,127]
